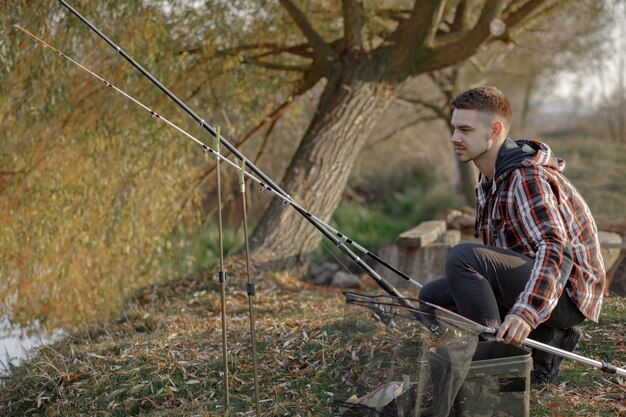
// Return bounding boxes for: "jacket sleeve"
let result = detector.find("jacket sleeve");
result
[508,169,572,328]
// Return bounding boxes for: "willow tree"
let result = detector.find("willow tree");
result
[228,0,567,269]
[0,0,279,328]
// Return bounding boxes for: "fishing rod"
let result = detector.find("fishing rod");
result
[54,0,423,291]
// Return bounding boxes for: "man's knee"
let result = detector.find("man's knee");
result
[445,242,483,283]
[418,277,453,308]
[418,280,439,304]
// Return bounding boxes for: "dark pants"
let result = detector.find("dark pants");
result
[419,243,585,343]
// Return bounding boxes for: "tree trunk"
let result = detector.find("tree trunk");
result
[241,0,559,274]
[248,67,392,271]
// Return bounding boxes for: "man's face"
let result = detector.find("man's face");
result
[450,108,493,163]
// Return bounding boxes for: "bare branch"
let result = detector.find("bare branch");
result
[424,0,507,72]
[504,0,565,32]
[431,30,468,47]
[424,1,448,47]
[214,42,316,60]
[342,0,364,52]
[425,0,559,73]
[179,43,279,56]
[253,119,278,163]
[449,0,467,32]
[503,0,536,17]
[0,170,27,176]
[215,43,279,55]
[375,8,412,21]
[396,96,449,120]
[279,0,335,58]
[388,0,450,70]
[434,1,563,50]
[395,0,447,48]
[244,57,310,72]
[363,115,440,150]
[254,43,314,59]
[503,0,552,28]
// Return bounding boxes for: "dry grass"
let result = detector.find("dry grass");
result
[0,259,351,416]
[0,258,624,416]
[531,295,626,416]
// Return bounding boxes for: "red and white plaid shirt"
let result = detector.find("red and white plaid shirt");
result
[475,139,605,328]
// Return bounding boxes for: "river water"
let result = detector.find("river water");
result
[0,319,64,377]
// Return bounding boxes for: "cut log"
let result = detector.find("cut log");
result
[397,220,447,249]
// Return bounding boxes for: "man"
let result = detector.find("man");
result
[419,86,606,384]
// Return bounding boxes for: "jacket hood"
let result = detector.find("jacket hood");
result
[494,138,566,181]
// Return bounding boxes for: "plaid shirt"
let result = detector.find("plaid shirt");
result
[475,139,605,328]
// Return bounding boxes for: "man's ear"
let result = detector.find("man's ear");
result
[490,120,503,141]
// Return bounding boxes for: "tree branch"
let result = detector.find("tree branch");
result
[396,0,446,49]
[449,0,467,32]
[243,57,310,72]
[423,0,507,72]
[502,0,552,28]
[424,0,447,47]
[254,43,314,59]
[253,118,278,163]
[179,43,279,56]
[342,0,364,52]
[503,0,562,31]
[363,115,440,150]
[0,170,27,176]
[182,39,320,61]
[396,96,450,121]
[388,0,449,71]
[279,0,335,58]
[502,0,534,18]
[375,8,411,21]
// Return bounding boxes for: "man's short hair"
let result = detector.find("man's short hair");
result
[451,86,512,125]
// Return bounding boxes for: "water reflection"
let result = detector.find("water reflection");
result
[0,318,65,376]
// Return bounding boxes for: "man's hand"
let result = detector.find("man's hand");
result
[496,314,531,346]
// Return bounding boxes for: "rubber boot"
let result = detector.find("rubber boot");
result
[531,327,582,385]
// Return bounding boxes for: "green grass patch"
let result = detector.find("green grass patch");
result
[544,135,626,219]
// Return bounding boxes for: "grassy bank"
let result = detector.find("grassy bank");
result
[542,135,626,220]
[1,136,623,416]
[1,260,624,416]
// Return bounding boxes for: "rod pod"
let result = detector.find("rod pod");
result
[238,161,262,417]
[213,129,230,409]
